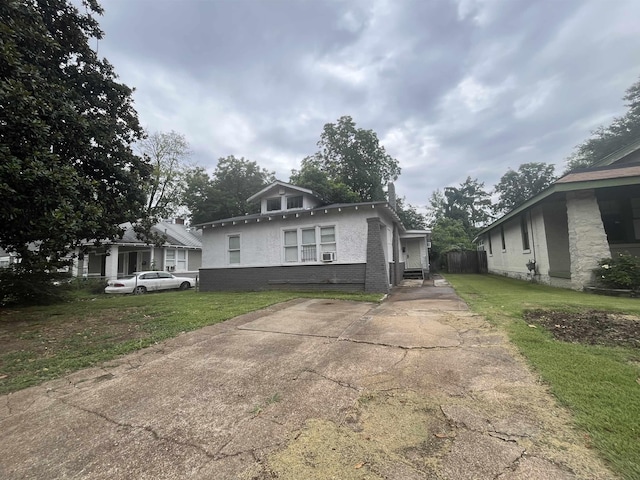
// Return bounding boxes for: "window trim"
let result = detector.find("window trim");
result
[286,195,303,210]
[266,197,281,212]
[281,225,337,264]
[227,234,241,265]
[520,215,530,251]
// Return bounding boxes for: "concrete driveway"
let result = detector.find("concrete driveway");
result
[0,281,613,479]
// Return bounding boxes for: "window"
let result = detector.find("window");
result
[520,215,530,251]
[165,249,187,271]
[284,230,298,262]
[228,235,240,264]
[500,225,506,251]
[287,195,303,209]
[487,232,493,255]
[320,226,336,254]
[266,198,281,211]
[283,226,336,263]
[301,228,316,262]
[632,198,640,240]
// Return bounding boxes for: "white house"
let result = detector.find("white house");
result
[73,220,202,280]
[475,140,640,289]
[197,181,430,293]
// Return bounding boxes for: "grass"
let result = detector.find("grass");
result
[0,289,381,395]
[445,274,640,480]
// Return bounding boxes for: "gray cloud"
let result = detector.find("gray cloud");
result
[96,0,640,212]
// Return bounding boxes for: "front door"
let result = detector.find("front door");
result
[128,252,138,274]
[405,240,422,269]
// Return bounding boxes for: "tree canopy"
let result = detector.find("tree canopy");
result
[0,0,149,281]
[565,75,640,171]
[426,177,491,264]
[183,156,274,225]
[139,130,191,220]
[493,162,556,215]
[290,116,401,203]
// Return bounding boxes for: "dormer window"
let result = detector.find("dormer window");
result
[287,195,303,209]
[266,198,281,211]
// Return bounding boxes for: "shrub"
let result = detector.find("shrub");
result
[0,267,73,307]
[593,253,640,290]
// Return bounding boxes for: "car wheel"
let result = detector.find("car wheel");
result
[179,282,190,290]
[134,286,147,295]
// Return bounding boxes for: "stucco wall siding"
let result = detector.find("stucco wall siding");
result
[201,209,385,268]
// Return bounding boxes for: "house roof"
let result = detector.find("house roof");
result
[475,162,640,238]
[83,222,202,249]
[196,201,406,231]
[589,137,640,168]
[246,180,316,203]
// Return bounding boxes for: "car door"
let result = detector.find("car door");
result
[156,272,178,290]
[138,272,159,291]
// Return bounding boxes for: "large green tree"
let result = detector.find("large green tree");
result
[183,156,274,225]
[0,0,149,285]
[566,75,640,171]
[291,116,401,203]
[493,162,556,215]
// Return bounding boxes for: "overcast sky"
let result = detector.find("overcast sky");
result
[95,0,640,210]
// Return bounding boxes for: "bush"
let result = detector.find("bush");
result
[0,267,73,307]
[593,253,640,290]
[69,277,108,295]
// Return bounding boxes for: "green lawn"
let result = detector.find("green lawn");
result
[0,289,381,395]
[445,274,640,480]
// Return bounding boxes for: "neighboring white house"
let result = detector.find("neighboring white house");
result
[73,220,202,280]
[197,181,430,293]
[475,140,640,290]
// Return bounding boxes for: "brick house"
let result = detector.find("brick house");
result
[474,140,640,289]
[197,181,430,293]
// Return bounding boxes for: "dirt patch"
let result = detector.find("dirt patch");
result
[262,391,451,479]
[523,309,640,349]
[0,308,147,363]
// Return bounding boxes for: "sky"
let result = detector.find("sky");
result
[93,0,640,211]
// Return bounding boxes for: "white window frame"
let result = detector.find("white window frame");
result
[286,195,303,209]
[228,234,241,265]
[164,249,188,272]
[281,225,337,264]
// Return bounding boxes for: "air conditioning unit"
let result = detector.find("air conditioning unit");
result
[321,251,336,262]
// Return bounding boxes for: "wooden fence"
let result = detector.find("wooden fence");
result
[446,250,488,274]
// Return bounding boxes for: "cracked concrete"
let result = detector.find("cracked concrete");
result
[0,282,616,479]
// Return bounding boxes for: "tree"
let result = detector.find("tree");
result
[395,197,427,230]
[293,116,401,203]
[566,75,640,171]
[430,217,475,256]
[0,0,149,302]
[443,177,492,231]
[289,157,360,204]
[183,156,274,225]
[426,178,491,270]
[493,162,556,215]
[138,130,191,220]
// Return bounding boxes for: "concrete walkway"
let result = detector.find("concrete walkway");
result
[0,282,613,479]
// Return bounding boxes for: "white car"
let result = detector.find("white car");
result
[105,271,194,294]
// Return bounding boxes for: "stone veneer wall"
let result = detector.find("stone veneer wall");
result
[566,190,611,289]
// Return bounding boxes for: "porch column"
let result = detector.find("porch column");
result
[365,217,390,293]
[104,245,119,280]
[566,190,610,289]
